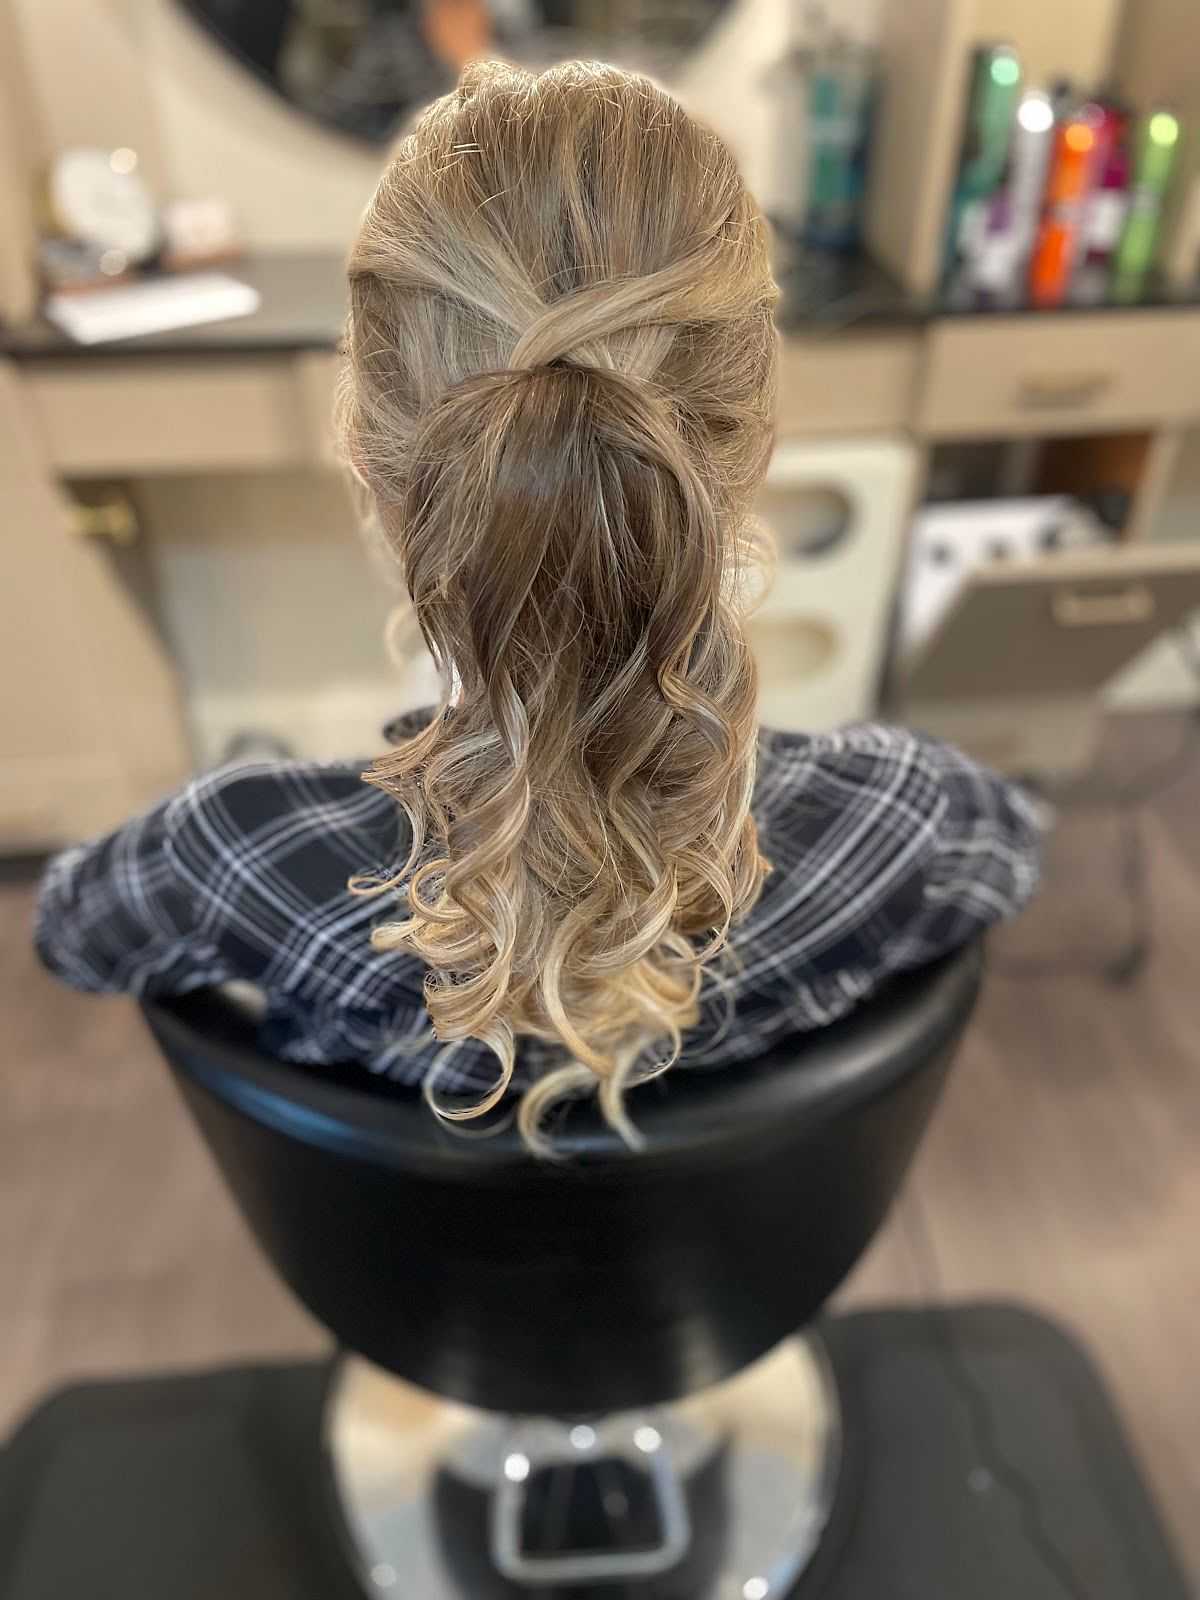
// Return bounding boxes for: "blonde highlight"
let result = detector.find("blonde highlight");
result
[339,60,779,1149]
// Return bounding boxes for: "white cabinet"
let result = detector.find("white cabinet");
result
[750,438,920,731]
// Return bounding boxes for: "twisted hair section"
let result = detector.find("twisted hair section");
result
[338,59,779,1150]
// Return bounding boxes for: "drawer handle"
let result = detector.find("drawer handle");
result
[1052,585,1155,628]
[68,490,139,545]
[1015,372,1113,409]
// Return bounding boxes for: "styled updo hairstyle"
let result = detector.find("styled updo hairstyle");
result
[339,59,779,1150]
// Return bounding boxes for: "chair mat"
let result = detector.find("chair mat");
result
[0,1304,1188,1599]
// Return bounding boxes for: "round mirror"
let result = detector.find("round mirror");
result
[176,1,736,146]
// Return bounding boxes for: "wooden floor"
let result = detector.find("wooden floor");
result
[3,713,1199,1580]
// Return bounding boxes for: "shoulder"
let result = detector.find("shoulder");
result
[161,758,405,894]
[754,723,948,870]
[758,721,942,782]
[751,721,1044,929]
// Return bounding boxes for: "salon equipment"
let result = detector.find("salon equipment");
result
[1113,109,1182,298]
[801,35,876,253]
[1029,101,1104,306]
[1082,104,1131,267]
[943,45,1022,284]
[751,437,917,730]
[962,87,1054,301]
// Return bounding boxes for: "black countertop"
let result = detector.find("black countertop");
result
[3,249,1199,360]
[1,255,349,359]
[772,244,1200,332]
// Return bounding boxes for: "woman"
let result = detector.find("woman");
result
[36,60,1041,1150]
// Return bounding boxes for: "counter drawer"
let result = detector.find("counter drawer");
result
[916,312,1200,439]
[27,357,310,474]
[777,331,919,436]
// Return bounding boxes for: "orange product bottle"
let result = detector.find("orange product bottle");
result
[1029,107,1101,306]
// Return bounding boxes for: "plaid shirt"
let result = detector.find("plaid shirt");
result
[35,714,1043,1096]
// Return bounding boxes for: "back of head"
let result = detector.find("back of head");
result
[339,59,779,1149]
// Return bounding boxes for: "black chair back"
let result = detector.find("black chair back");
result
[143,945,981,1415]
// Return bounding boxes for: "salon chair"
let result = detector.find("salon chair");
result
[141,945,982,1599]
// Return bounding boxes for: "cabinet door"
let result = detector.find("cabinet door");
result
[897,542,1200,775]
[0,360,191,851]
[903,542,1200,701]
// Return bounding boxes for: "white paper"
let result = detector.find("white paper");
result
[43,272,261,345]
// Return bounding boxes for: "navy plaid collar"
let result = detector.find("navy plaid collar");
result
[36,721,1042,1098]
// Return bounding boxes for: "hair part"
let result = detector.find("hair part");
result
[339,59,779,1151]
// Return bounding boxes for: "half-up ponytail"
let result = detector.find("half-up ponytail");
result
[338,59,779,1149]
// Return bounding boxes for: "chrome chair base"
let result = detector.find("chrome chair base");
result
[326,1334,841,1598]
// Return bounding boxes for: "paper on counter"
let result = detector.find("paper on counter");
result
[43,272,260,345]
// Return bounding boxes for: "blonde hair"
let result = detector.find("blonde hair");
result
[338,59,779,1151]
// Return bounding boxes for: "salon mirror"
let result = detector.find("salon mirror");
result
[175,0,734,145]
